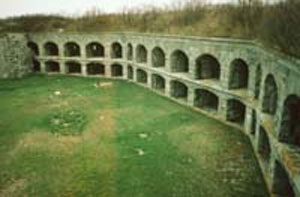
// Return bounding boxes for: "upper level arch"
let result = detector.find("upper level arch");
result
[64,42,80,57]
[262,74,278,115]
[170,50,189,73]
[152,47,165,68]
[27,41,39,56]
[111,42,122,59]
[86,42,104,58]
[136,44,147,63]
[195,54,220,80]
[44,42,59,56]
[228,59,249,90]
[127,43,133,60]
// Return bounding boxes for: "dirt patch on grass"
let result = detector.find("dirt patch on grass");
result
[0,178,26,197]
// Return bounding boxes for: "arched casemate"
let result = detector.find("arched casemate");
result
[195,54,220,80]
[272,160,295,197]
[86,42,104,58]
[111,42,122,59]
[151,74,165,92]
[136,44,147,64]
[251,109,257,136]
[136,69,148,84]
[194,89,219,112]
[64,42,80,57]
[262,74,278,115]
[65,61,81,74]
[87,63,105,75]
[27,42,39,56]
[258,126,271,167]
[279,95,300,146]
[44,42,59,56]
[127,65,133,80]
[111,64,123,77]
[45,61,60,73]
[170,50,189,73]
[127,44,133,60]
[226,99,246,125]
[170,80,188,101]
[32,59,41,72]
[255,65,262,99]
[228,59,249,90]
[152,47,165,68]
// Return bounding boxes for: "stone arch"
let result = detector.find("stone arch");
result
[255,65,262,99]
[272,160,295,197]
[226,99,246,125]
[45,61,60,73]
[136,69,148,84]
[152,47,165,68]
[136,44,147,63]
[64,42,80,57]
[170,50,189,73]
[87,63,105,75]
[111,64,123,77]
[151,74,165,92]
[111,42,122,59]
[194,89,219,112]
[279,94,300,146]
[262,74,278,115]
[44,42,58,56]
[65,61,81,74]
[86,42,104,58]
[170,80,188,101]
[195,54,220,80]
[258,126,271,166]
[251,109,257,135]
[32,59,41,72]
[27,42,39,56]
[127,65,133,80]
[228,59,249,89]
[127,44,133,60]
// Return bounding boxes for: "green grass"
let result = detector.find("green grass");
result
[0,74,268,197]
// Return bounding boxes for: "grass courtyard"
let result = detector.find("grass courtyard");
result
[0,74,268,197]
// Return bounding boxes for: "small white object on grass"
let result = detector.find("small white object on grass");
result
[139,133,148,139]
[54,91,61,96]
[136,149,144,156]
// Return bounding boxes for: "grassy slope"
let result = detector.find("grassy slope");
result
[0,74,268,197]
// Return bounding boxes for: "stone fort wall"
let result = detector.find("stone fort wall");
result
[0,33,31,78]
[6,32,300,196]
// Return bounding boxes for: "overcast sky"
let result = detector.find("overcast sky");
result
[0,0,235,18]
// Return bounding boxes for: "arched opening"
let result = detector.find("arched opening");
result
[136,69,148,84]
[127,65,133,80]
[194,89,219,112]
[111,64,123,77]
[111,42,122,59]
[170,80,188,101]
[45,61,60,73]
[258,126,271,166]
[44,42,58,56]
[226,99,246,125]
[262,74,278,115]
[151,74,165,92]
[279,95,300,146]
[66,62,81,74]
[27,42,39,56]
[86,42,104,58]
[32,59,41,72]
[136,45,147,63]
[170,50,189,73]
[87,63,105,75]
[255,65,262,99]
[152,47,165,68]
[272,161,295,197]
[64,42,80,57]
[127,44,133,60]
[251,110,257,136]
[195,54,220,80]
[228,59,249,89]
